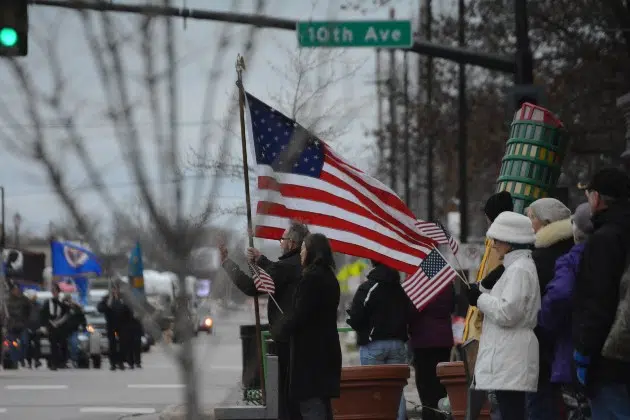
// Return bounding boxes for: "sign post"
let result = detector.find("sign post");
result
[296,20,413,48]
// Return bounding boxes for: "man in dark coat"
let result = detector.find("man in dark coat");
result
[63,295,87,366]
[573,168,630,418]
[346,260,410,420]
[25,291,42,368]
[97,284,133,371]
[6,284,31,367]
[220,221,309,420]
[40,283,69,370]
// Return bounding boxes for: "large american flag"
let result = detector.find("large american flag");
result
[248,261,275,295]
[415,221,459,255]
[402,249,457,311]
[245,92,437,274]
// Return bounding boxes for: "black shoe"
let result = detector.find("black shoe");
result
[128,364,134,370]
[118,364,125,371]
[110,365,116,371]
[19,360,25,368]
[35,360,41,368]
[135,363,142,369]
[50,366,57,371]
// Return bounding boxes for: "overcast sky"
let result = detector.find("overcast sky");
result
[0,0,436,242]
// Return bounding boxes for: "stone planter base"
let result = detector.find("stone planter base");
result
[436,361,490,420]
[332,364,410,420]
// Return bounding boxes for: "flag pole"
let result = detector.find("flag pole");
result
[236,54,266,401]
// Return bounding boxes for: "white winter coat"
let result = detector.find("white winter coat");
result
[474,249,541,392]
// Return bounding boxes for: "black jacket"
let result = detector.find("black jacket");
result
[346,263,411,346]
[222,249,302,329]
[573,203,630,385]
[6,294,31,332]
[40,298,69,330]
[271,262,342,401]
[97,295,133,331]
[65,303,87,334]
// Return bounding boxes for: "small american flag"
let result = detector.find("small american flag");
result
[415,220,459,255]
[248,262,275,295]
[403,249,457,311]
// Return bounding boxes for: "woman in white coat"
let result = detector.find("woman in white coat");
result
[466,211,541,420]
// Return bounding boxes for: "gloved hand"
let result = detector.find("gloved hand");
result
[574,350,590,386]
[466,283,482,307]
[480,265,505,290]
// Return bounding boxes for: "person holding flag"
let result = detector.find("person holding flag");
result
[219,221,309,420]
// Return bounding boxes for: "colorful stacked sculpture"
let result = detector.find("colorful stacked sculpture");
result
[496,102,569,214]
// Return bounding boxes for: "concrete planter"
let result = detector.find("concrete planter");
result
[332,364,409,420]
[436,361,490,420]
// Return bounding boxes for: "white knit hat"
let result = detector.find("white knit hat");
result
[486,211,536,244]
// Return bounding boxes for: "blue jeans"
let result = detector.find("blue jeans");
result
[68,332,80,362]
[589,383,630,420]
[360,340,408,420]
[19,330,29,362]
[526,377,561,420]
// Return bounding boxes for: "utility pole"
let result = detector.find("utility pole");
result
[376,48,385,177]
[388,8,398,192]
[403,51,410,206]
[423,0,435,221]
[514,0,533,85]
[458,0,469,242]
[0,187,4,249]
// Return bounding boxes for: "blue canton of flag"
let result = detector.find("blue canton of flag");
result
[246,92,325,177]
[402,249,457,311]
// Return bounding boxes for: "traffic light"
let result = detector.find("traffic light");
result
[0,0,28,57]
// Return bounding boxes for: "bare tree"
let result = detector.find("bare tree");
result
[0,1,267,418]
[190,34,369,180]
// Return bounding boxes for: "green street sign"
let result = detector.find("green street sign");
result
[296,20,413,48]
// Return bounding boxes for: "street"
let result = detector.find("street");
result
[0,307,251,420]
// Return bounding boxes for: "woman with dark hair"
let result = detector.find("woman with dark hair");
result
[271,233,342,420]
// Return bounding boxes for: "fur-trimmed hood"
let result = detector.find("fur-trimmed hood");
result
[535,218,573,248]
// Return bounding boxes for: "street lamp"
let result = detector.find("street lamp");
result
[13,213,21,248]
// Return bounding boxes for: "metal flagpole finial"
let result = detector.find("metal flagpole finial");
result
[236,55,246,86]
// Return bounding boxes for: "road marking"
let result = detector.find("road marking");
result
[80,407,156,414]
[127,384,184,389]
[5,385,68,390]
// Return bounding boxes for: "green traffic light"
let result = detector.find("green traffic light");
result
[0,28,18,47]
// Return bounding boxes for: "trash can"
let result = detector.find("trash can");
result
[496,102,569,214]
[240,324,269,402]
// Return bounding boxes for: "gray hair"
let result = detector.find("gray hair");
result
[527,198,571,225]
[286,221,309,246]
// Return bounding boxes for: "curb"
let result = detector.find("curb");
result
[159,405,216,420]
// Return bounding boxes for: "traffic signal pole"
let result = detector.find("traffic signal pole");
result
[29,0,517,73]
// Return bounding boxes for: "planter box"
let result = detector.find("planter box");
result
[436,361,490,420]
[332,364,410,420]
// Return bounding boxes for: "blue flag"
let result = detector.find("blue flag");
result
[128,242,145,299]
[50,240,102,277]
[74,277,89,306]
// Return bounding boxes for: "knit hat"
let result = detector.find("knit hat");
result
[484,191,514,222]
[527,198,571,224]
[486,211,536,244]
[571,202,594,235]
